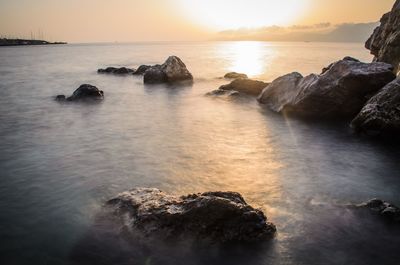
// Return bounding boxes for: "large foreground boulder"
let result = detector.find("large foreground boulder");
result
[215,79,269,96]
[351,78,400,135]
[98,67,135,75]
[143,56,193,84]
[366,0,400,75]
[106,188,276,242]
[258,57,396,118]
[56,84,104,102]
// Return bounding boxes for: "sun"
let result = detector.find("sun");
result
[174,0,310,30]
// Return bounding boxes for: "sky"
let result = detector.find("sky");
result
[0,0,395,42]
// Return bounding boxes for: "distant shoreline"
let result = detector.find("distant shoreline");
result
[0,38,67,46]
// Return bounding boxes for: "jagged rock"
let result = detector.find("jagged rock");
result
[258,57,396,118]
[56,84,104,102]
[143,56,193,84]
[366,0,400,75]
[98,67,135,75]
[106,188,276,242]
[351,78,400,135]
[224,72,248,79]
[217,79,269,96]
[357,199,400,222]
[133,65,151,75]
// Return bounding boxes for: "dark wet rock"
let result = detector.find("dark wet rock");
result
[351,78,400,135]
[218,79,269,96]
[143,66,166,84]
[133,65,151,75]
[106,188,276,242]
[357,199,400,222]
[98,67,135,75]
[224,72,248,79]
[206,89,240,97]
[143,56,193,84]
[55,95,66,101]
[60,84,104,101]
[258,57,396,118]
[366,0,400,75]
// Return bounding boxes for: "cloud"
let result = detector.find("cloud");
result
[216,22,379,42]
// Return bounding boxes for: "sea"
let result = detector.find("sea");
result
[1,41,400,265]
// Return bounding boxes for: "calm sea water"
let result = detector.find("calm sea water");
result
[1,42,400,265]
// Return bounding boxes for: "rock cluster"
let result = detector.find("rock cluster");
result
[106,188,276,242]
[258,57,395,118]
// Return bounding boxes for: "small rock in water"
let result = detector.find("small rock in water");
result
[224,72,248,79]
[357,198,400,222]
[133,65,152,75]
[106,188,276,242]
[56,84,104,102]
[217,79,269,96]
[97,67,135,75]
[143,56,193,84]
[206,89,240,97]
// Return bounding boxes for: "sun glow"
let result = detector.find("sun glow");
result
[175,0,310,30]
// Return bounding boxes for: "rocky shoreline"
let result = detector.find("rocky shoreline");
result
[53,0,400,243]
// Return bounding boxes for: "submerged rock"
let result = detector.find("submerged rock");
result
[206,89,240,97]
[351,78,400,135]
[366,0,400,75]
[98,67,135,75]
[143,56,193,84]
[217,79,269,96]
[106,188,276,242]
[224,72,248,79]
[357,199,400,222]
[258,57,396,118]
[56,84,104,102]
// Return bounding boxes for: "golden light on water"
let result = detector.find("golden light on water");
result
[218,41,273,77]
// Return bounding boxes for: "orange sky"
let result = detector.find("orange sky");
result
[0,0,395,42]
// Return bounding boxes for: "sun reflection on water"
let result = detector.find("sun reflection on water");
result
[217,41,272,77]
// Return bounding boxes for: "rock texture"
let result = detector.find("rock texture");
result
[56,84,104,101]
[357,199,400,222]
[216,79,269,96]
[258,57,396,118]
[366,0,400,75]
[106,188,276,242]
[351,77,400,135]
[224,72,248,79]
[98,67,135,75]
[133,65,152,75]
[143,56,193,84]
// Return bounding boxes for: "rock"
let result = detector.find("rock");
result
[206,89,240,97]
[106,188,276,242]
[143,65,166,84]
[98,67,135,75]
[366,0,400,75]
[143,56,193,84]
[218,79,269,96]
[224,72,248,79]
[62,84,104,101]
[357,198,400,222]
[55,95,66,101]
[258,57,396,118]
[351,78,400,135]
[133,65,151,75]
